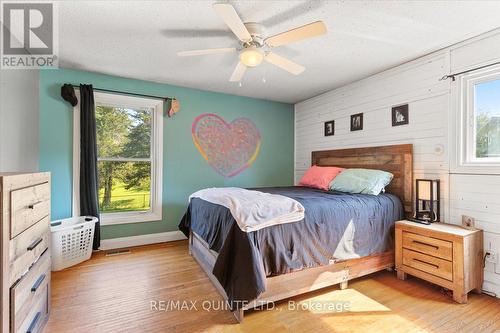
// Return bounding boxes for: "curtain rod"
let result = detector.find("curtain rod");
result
[439,61,500,81]
[70,84,173,101]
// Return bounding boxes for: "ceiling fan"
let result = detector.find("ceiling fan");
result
[177,3,327,82]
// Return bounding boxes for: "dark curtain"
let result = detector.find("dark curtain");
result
[79,84,100,250]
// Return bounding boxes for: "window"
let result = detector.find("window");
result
[73,92,163,225]
[473,79,500,159]
[452,64,500,174]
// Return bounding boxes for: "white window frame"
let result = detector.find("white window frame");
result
[73,91,163,225]
[451,63,500,175]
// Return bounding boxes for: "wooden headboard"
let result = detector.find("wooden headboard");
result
[311,144,413,214]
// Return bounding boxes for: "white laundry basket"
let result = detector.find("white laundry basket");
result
[50,216,98,271]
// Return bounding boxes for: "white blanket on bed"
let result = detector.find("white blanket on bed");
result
[189,187,305,232]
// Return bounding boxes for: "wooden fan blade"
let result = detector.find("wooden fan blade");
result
[265,52,305,75]
[177,48,236,57]
[213,3,252,42]
[265,21,327,47]
[229,62,247,82]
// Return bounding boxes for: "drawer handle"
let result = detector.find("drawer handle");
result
[413,258,439,269]
[26,311,41,333]
[31,274,46,293]
[27,238,43,251]
[412,240,439,250]
[28,201,44,209]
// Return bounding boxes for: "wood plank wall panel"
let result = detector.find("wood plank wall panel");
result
[295,53,450,222]
[448,30,500,297]
[450,174,500,296]
[294,29,500,297]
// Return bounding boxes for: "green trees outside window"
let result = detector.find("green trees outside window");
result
[475,79,500,159]
[95,105,152,213]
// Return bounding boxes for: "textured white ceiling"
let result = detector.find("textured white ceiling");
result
[58,0,500,103]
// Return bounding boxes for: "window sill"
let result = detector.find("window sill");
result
[99,211,162,226]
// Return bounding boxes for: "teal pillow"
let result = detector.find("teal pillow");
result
[329,168,393,195]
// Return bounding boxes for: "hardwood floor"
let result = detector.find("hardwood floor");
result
[45,241,500,333]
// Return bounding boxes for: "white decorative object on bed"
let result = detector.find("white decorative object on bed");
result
[189,187,305,232]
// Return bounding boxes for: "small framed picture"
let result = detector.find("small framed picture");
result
[324,120,335,136]
[350,113,363,131]
[392,104,409,126]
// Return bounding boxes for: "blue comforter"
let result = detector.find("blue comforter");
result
[179,186,403,306]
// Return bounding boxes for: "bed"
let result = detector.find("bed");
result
[179,144,413,321]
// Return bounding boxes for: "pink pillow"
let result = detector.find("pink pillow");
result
[299,166,344,190]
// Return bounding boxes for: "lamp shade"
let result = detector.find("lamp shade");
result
[416,179,440,201]
[417,180,432,201]
[414,179,441,223]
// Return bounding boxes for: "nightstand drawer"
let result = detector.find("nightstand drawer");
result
[402,231,452,261]
[402,249,453,281]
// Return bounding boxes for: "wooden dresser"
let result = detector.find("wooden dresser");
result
[1,173,51,333]
[395,220,483,303]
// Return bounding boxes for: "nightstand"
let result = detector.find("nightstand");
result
[395,220,483,303]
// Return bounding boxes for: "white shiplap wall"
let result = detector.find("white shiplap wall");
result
[295,29,500,296]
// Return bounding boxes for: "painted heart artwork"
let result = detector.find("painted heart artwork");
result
[192,113,261,177]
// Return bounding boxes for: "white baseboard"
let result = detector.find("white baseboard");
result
[483,281,500,298]
[99,230,187,251]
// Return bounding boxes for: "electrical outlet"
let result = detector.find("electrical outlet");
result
[485,251,497,264]
[462,215,475,229]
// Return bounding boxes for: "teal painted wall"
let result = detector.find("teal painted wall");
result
[39,68,294,239]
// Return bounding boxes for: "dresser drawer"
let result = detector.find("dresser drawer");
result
[9,217,50,285]
[10,182,50,239]
[10,250,50,332]
[402,231,452,261]
[402,248,453,281]
[14,283,49,333]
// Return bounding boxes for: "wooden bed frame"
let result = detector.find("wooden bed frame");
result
[189,144,413,322]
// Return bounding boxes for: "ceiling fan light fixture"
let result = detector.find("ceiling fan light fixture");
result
[177,4,326,82]
[239,47,263,67]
